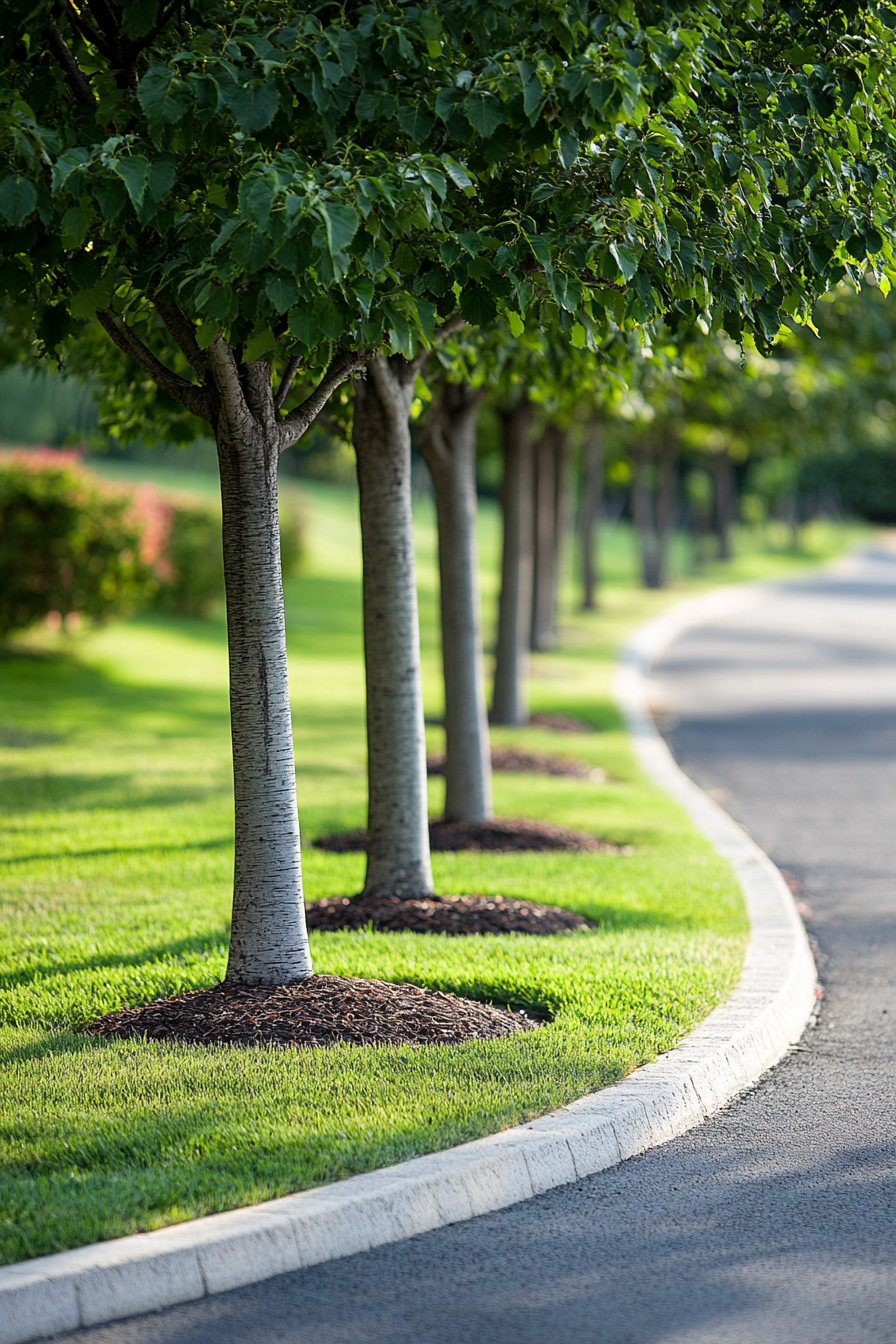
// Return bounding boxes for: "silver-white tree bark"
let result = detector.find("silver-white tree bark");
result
[491,397,535,725]
[352,356,434,899]
[416,382,492,824]
[97,306,365,984]
[579,418,604,610]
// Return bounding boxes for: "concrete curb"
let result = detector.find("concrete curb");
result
[1,585,818,1344]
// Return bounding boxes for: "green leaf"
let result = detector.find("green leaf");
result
[111,156,151,209]
[228,80,280,133]
[457,231,486,255]
[518,62,545,124]
[67,254,98,289]
[51,148,90,195]
[570,322,587,348]
[397,104,435,142]
[317,202,360,256]
[211,218,240,255]
[464,92,503,138]
[121,0,158,39]
[245,326,276,361]
[435,87,463,121]
[355,91,380,120]
[149,156,176,202]
[459,283,498,326]
[197,321,218,349]
[609,240,639,282]
[351,277,374,317]
[137,67,190,125]
[0,175,37,226]
[239,176,275,230]
[440,155,473,191]
[93,177,128,222]
[558,130,579,169]
[265,273,298,313]
[382,301,413,357]
[507,310,525,336]
[60,206,88,248]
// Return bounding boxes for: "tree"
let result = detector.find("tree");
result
[4,2,895,972]
[416,375,492,825]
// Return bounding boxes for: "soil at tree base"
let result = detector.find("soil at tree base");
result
[527,712,594,733]
[83,975,535,1049]
[426,746,607,781]
[315,817,628,856]
[304,892,591,935]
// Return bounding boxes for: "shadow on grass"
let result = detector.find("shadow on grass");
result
[0,774,232,814]
[0,927,231,991]
[0,836,233,866]
[0,648,230,745]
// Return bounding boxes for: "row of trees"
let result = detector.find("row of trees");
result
[3,0,896,999]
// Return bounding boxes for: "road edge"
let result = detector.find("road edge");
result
[1,584,818,1344]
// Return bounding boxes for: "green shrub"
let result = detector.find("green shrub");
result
[149,494,305,618]
[0,450,153,639]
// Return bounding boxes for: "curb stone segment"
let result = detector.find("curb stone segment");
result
[0,584,818,1344]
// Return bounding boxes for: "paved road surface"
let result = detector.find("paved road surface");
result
[64,548,896,1344]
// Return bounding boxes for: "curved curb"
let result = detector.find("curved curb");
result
[0,586,818,1344]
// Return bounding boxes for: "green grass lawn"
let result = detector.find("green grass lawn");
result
[0,471,864,1265]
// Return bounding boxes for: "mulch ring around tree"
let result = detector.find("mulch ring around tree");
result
[304,892,592,936]
[316,816,630,856]
[528,712,595,733]
[427,746,606,782]
[83,975,536,1049]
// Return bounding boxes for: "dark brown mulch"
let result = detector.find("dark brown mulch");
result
[427,746,606,782]
[315,816,627,856]
[305,891,590,935]
[83,974,535,1049]
[528,712,595,733]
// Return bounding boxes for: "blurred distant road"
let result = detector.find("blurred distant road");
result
[63,546,896,1344]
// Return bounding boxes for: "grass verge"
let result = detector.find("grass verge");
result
[0,476,863,1264]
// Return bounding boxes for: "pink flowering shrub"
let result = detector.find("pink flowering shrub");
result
[0,450,305,635]
[0,449,154,638]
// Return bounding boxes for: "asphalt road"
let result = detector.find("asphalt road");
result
[63,547,896,1344]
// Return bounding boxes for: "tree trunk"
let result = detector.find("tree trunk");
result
[632,440,678,590]
[491,397,535,725]
[579,418,603,610]
[352,357,434,899]
[631,444,657,589]
[551,424,570,636]
[218,423,312,985]
[654,440,678,588]
[712,451,735,560]
[531,424,562,651]
[417,383,492,823]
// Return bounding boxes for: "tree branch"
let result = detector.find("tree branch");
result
[95,310,213,420]
[206,336,252,432]
[63,2,110,56]
[407,310,467,377]
[47,22,97,109]
[279,348,369,450]
[152,298,207,378]
[273,355,301,411]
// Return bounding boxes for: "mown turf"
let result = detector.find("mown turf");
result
[0,475,863,1265]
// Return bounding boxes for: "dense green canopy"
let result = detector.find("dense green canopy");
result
[2,0,896,414]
